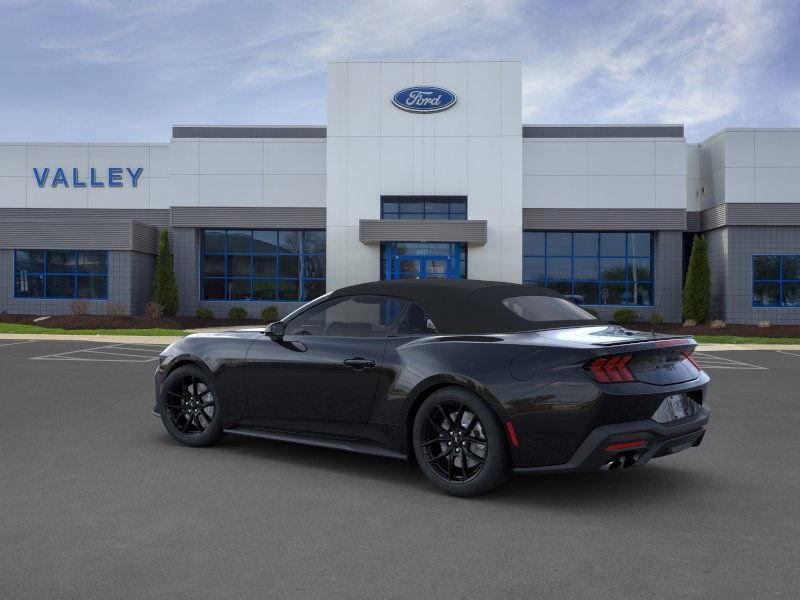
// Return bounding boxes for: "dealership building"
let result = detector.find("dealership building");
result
[1,59,799,324]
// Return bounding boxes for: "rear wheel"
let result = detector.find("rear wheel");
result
[160,365,224,447]
[412,386,511,496]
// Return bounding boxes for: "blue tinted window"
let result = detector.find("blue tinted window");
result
[522,231,653,306]
[381,196,467,220]
[202,229,325,302]
[14,250,108,299]
[753,255,800,307]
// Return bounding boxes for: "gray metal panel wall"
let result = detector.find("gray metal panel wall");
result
[131,221,159,254]
[700,204,727,231]
[0,208,169,227]
[523,209,686,231]
[170,207,326,229]
[686,212,701,232]
[358,219,488,244]
[172,228,199,317]
[522,125,684,138]
[0,220,139,251]
[726,204,800,226]
[172,126,326,139]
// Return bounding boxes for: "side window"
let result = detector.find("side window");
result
[284,295,407,338]
[392,302,438,336]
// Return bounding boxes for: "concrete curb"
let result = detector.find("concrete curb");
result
[0,334,182,345]
[3,332,800,351]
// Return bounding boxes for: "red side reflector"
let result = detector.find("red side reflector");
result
[587,354,635,383]
[681,350,703,372]
[505,421,519,447]
[605,440,646,452]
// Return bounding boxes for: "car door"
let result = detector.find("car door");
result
[245,295,406,438]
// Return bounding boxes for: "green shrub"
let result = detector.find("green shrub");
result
[152,229,179,317]
[195,308,214,320]
[683,234,711,323]
[583,307,599,318]
[612,309,638,324]
[261,306,280,323]
[228,306,248,320]
[650,312,664,325]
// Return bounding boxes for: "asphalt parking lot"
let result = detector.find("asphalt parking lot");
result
[1,340,798,599]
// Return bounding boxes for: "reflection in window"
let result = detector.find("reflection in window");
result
[14,250,108,299]
[522,231,654,306]
[381,196,467,220]
[201,229,326,302]
[753,255,800,307]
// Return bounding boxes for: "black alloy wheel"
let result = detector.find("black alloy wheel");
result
[413,386,511,496]
[160,365,224,446]
[420,401,488,484]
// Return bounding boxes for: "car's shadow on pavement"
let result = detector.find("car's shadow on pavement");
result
[150,430,719,507]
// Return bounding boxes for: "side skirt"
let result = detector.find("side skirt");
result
[222,426,407,461]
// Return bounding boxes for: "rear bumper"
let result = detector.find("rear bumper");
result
[513,404,710,474]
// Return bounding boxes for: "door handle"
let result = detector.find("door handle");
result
[343,357,376,370]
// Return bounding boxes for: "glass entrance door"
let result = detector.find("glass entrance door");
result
[382,242,466,280]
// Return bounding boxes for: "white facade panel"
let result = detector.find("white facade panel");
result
[379,62,414,137]
[723,130,755,167]
[587,141,655,175]
[198,141,263,175]
[431,62,468,137]
[149,144,170,179]
[755,130,800,167]
[326,62,349,138]
[0,176,26,207]
[264,174,325,207]
[655,141,687,176]
[755,167,800,203]
[655,175,686,208]
[433,137,468,195]
[325,136,348,227]
[169,140,199,175]
[467,62,502,136]
[149,177,172,209]
[263,141,325,175]
[198,174,262,206]
[346,137,380,221]
[0,145,27,176]
[724,167,755,203]
[466,136,501,221]
[346,62,380,137]
[587,175,655,208]
[524,175,587,208]
[379,137,413,195]
[524,140,586,176]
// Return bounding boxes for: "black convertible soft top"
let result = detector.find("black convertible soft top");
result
[328,279,600,334]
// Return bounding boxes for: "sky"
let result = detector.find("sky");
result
[1,0,798,143]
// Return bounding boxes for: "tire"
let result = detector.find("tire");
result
[412,386,511,497]
[160,365,225,447]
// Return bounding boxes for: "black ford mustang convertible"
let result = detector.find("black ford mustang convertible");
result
[154,280,710,496]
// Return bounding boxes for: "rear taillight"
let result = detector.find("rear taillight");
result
[681,349,703,372]
[586,354,635,383]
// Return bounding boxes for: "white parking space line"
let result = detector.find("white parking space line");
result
[30,343,164,363]
[775,350,800,358]
[694,352,768,370]
[0,340,37,349]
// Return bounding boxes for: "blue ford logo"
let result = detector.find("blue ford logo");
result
[392,86,457,113]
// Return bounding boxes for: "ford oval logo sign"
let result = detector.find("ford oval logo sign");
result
[392,86,457,113]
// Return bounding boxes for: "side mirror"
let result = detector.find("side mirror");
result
[266,321,286,339]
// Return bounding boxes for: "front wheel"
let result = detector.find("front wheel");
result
[412,386,511,497]
[160,365,224,447]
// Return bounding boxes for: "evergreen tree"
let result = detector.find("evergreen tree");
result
[683,234,711,322]
[152,229,179,317]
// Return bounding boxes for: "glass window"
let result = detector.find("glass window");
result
[284,296,405,337]
[13,250,108,299]
[522,231,653,306]
[381,196,467,220]
[393,302,438,336]
[753,255,800,307]
[201,229,325,302]
[502,296,597,322]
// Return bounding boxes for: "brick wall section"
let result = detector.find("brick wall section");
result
[0,249,150,316]
[171,228,199,317]
[704,228,729,320]
[722,226,800,324]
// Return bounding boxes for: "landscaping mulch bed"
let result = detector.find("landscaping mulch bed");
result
[0,313,262,331]
[638,322,800,339]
